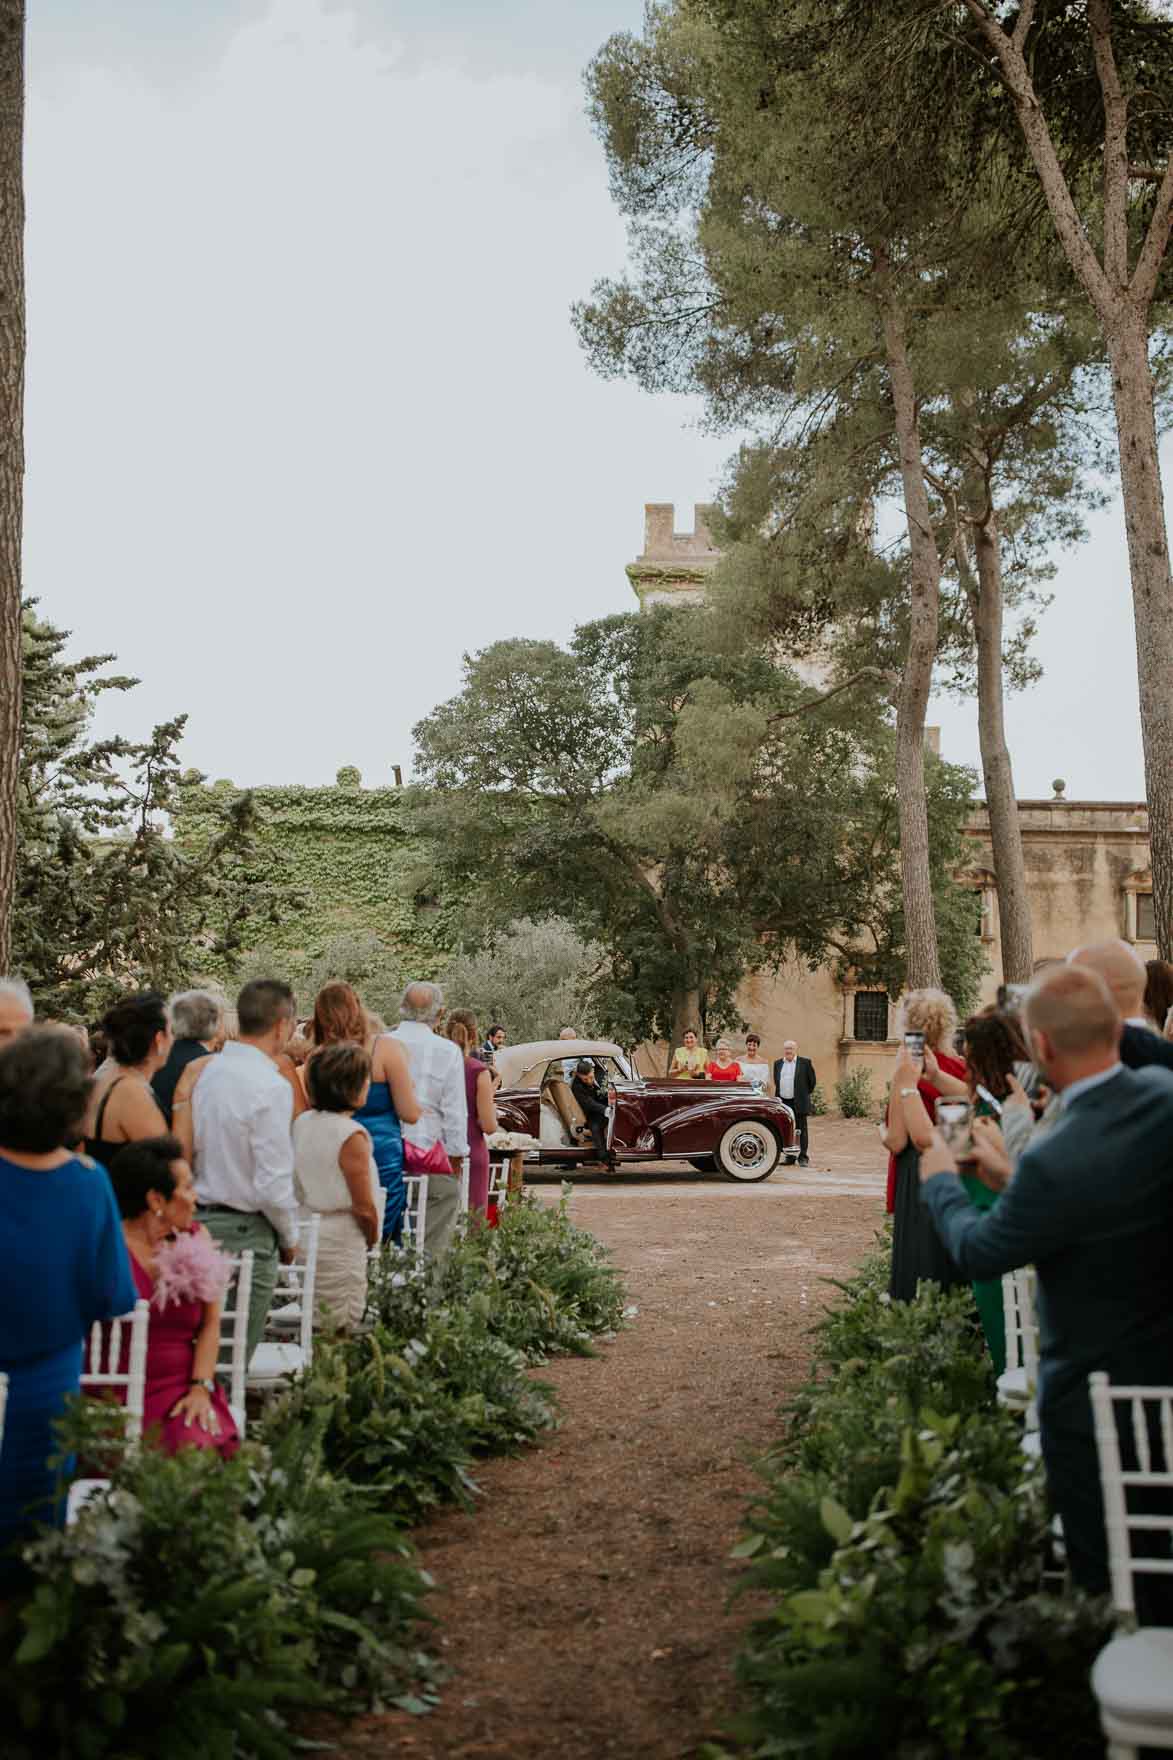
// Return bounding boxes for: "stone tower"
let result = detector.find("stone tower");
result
[625,503,720,608]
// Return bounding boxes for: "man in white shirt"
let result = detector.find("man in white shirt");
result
[393,980,468,1263]
[191,978,298,1363]
[772,1039,817,1165]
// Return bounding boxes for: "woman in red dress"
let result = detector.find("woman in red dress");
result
[883,989,969,1305]
[99,1135,239,1457]
[705,1040,743,1083]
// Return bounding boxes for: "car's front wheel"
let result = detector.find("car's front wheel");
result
[716,1120,781,1182]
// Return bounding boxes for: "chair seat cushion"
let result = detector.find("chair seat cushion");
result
[1093,1628,1173,1725]
[247,1342,306,1384]
[996,1366,1030,1406]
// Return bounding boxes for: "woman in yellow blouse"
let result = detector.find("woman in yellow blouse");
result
[668,1028,709,1078]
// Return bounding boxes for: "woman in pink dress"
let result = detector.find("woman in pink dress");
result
[100,1135,239,1457]
[445,1010,498,1215]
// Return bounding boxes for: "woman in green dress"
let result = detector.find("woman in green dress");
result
[931,1008,1032,1376]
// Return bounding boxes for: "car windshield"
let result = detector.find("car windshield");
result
[542,1056,631,1088]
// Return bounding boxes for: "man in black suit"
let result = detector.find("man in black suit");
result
[920,964,1173,1604]
[772,1039,817,1166]
[571,1059,613,1169]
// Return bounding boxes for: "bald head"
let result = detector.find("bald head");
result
[1024,964,1119,1067]
[399,980,444,1024]
[1068,939,1146,1021]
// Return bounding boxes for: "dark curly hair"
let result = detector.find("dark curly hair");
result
[961,1008,1030,1102]
[109,1135,184,1220]
[102,991,169,1067]
[0,1025,92,1152]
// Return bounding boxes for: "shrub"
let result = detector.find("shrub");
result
[0,1402,439,1760]
[834,1067,874,1118]
[807,1083,828,1117]
[722,1249,1113,1760]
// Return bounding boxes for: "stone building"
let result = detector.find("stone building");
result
[627,504,1157,1089]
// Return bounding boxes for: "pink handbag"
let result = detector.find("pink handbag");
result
[403,1138,453,1176]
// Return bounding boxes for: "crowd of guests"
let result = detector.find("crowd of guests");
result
[884,941,1173,1613]
[0,973,501,1586]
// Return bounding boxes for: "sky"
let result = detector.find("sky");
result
[26,0,1173,802]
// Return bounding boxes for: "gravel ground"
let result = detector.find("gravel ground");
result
[337,1117,886,1760]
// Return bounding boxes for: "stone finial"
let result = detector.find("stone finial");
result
[1052,778,1066,800]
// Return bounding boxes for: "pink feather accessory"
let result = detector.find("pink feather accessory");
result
[151,1228,231,1310]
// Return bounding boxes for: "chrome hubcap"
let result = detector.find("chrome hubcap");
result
[729,1130,767,1169]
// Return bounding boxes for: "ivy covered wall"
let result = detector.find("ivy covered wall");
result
[173,768,456,993]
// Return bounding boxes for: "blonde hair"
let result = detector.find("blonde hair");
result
[897,988,957,1052]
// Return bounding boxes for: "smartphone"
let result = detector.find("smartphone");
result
[904,1030,925,1061]
[936,1097,974,1158]
[974,1083,1003,1116]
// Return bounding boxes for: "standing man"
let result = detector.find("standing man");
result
[920,965,1173,1611]
[153,989,223,1126]
[190,979,299,1364]
[479,1022,506,1065]
[393,981,468,1263]
[773,1039,816,1166]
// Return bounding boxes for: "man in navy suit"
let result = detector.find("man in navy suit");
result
[773,1040,817,1166]
[920,963,1173,1600]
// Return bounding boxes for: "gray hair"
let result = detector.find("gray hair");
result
[169,988,223,1041]
[399,980,444,1024]
[0,977,33,1018]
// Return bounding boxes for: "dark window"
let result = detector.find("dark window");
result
[1138,892,1156,941]
[853,992,889,1042]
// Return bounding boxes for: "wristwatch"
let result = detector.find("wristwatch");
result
[190,1378,216,1393]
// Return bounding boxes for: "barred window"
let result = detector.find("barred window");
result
[1138,892,1156,941]
[853,991,889,1042]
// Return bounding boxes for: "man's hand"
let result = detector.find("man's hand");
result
[279,1244,298,1266]
[968,1117,1012,1193]
[1003,1072,1031,1116]
[917,1128,959,1182]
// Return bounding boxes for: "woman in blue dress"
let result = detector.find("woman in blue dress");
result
[0,1026,136,1586]
[302,983,421,1242]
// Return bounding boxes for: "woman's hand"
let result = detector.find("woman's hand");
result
[168,1384,220,1436]
[1003,1072,1031,1116]
[917,1128,958,1182]
[968,1117,1012,1193]
[891,1047,921,1092]
[922,1043,940,1084]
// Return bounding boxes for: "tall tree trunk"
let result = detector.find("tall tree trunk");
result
[1106,313,1173,957]
[965,511,1034,983]
[0,3,22,974]
[962,1,1173,956]
[880,281,942,992]
[669,984,701,1073]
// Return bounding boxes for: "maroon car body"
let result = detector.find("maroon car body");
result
[491,1038,798,1181]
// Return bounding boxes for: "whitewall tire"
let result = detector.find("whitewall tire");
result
[716,1120,781,1182]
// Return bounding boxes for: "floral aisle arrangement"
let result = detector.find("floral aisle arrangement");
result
[715,1238,1112,1760]
[0,1192,624,1760]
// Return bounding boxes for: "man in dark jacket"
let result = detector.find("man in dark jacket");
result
[152,989,223,1127]
[772,1040,817,1165]
[921,964,1173,1609]
[571,1059,612,1168]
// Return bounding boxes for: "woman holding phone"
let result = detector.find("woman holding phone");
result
[883,989,968,1304]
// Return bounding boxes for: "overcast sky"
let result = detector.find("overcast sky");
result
[27,0,1172,802]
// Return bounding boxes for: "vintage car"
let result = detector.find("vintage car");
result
[491,1038,799,1181]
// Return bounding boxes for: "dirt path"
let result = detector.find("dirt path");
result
[342,1119,885,1759]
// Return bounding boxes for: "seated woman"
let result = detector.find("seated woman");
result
[293,1043,381,1331]
[104,1136,239,1458]
[705,1039,742,1082]
[0,1028,136,1585]
[668,1028,708,1079]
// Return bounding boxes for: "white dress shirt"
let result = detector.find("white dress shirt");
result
[778,1058,797,1100]
[392,1020,469,1160]
[192,1041,299,1249]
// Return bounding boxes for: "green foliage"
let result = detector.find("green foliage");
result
[412,605,985,1046]
[14,608,300,1019]
[833,1069,873,1120]
[440,916,605,1044]
[268,1191,623,1521]
[173,775,455,1009]
[721,1243,1112,1759]
[0,1401,439,1760]
[806,1085,827,1117]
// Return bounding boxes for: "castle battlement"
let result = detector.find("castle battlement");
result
[626,502,721,607]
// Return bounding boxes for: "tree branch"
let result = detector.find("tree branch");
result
[765,667,895,724]
[1132,151,1173,308]
[1088,0,1130,287]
